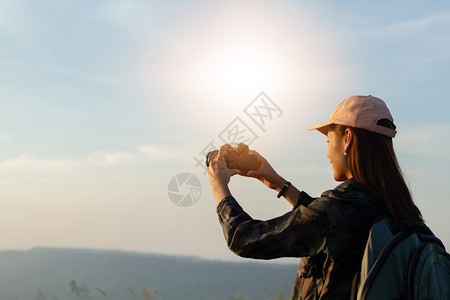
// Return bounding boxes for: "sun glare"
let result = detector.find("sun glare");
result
[209,47,279,93]
[139,1,343,111]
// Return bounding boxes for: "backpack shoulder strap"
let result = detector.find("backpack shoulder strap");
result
[402,224,450,299]
[359,217,449,300]
[358,216,418,300]
[360,230,414,299]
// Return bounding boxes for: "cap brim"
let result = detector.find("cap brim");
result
[305,121,332,135]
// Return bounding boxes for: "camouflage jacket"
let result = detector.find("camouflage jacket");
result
[216,179,386,299]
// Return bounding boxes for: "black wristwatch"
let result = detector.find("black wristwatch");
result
[277,181,292,198]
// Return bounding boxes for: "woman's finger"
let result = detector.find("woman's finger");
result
[230,169,241,176]
[218,144,231,159]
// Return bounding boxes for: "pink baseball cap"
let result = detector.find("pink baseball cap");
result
[306,95,397,138]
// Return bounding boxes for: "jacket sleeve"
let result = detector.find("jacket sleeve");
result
[216,195,329,259]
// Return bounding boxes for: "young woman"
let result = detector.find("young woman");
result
[207,95,422,299]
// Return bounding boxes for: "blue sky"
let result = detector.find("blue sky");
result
[0,0,449,261]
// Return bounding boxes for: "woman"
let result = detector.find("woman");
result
[207,95,423,299]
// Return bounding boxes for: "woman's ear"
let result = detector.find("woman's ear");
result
[344,128,353,152]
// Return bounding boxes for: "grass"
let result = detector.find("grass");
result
[27,280,290,300]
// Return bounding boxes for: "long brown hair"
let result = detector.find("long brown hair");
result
[329,120,423,222]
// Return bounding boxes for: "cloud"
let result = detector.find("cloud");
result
[0,135,12,142]
[137,144,186,161]
[0,144,190,186]
[104,0,140,26]
[0,0,20,34]
[396,124,450,160]
[98,0,166,35]
[87,151,136,167]
[368,11,450,48]
[2,154,81,171]
[387,12,450,34]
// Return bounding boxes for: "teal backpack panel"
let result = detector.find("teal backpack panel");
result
[407,242,450,299]
[353,217,450,300]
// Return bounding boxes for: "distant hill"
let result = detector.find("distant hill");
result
[0,247,299,300]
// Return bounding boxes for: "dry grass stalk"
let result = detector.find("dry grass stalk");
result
[141,288,153,300]
[96,288,107,298]
[127,287,137,299]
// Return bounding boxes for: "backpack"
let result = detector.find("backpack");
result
[351,216,450,300]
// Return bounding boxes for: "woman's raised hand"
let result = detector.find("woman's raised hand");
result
[245,150,287,191]
[207,144,241,203]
